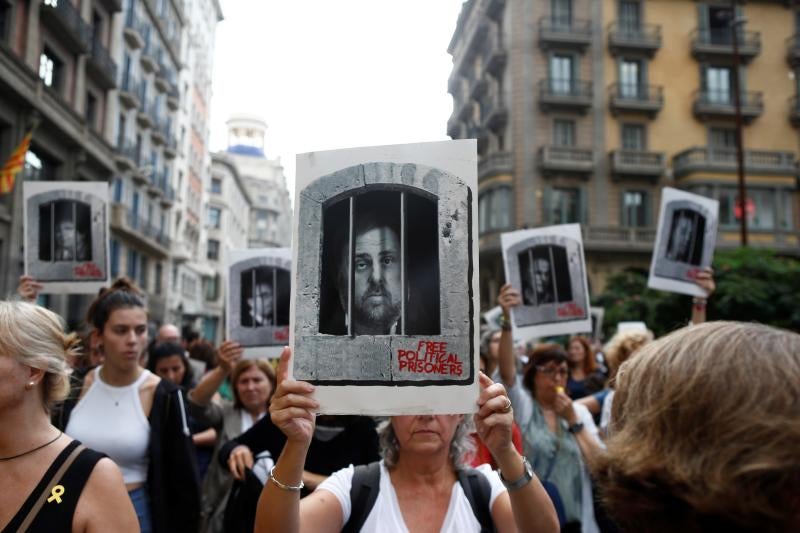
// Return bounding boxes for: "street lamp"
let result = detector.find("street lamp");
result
[729,5,748,246]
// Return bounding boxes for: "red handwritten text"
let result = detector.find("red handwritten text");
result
[74,262,102,278]
[273,327,289,342]
[397,340,463,376]
[557,302,585,318]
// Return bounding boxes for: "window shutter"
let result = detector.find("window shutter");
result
[578,188,587,224]
[620,191,627,226]
[697,3,709,30]
[643,191,651,226]
[543,187,552,224]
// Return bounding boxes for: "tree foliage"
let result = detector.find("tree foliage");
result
[593,248,800,339]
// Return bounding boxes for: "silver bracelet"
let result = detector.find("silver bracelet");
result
[269,466,304,492]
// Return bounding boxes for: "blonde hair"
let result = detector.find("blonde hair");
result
[603,328,653,383]
[593,322,800,532]
[0,301,78,411]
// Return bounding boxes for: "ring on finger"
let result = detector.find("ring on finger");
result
[501,397,512,413]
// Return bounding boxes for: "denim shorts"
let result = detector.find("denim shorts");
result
[129,486,152,533]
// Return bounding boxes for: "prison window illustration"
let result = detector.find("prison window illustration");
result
[39,199,92,262]
[240,266,290,328]
[665,208,705,265]
[318,188,440,337]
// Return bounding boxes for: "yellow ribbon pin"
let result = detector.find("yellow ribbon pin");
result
[47,485,65,504]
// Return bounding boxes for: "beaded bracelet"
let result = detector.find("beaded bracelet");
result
[269,466,304,492]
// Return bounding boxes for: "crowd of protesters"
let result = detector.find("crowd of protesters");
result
[2,269,798,533]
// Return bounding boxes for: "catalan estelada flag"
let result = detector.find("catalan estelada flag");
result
[0,129,33,195]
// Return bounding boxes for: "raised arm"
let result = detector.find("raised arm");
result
[254,348,340,533]
[691,267,715,325]
[188,340,242,406]
[475,373,559,533]
[496,283,521,387]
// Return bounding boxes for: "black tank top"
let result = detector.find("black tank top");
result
[2,439,105,533]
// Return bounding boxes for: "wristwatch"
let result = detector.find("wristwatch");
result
[567,421,585,434]
[499,456,534,492]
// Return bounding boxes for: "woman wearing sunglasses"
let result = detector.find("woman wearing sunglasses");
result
[497,284,603,533]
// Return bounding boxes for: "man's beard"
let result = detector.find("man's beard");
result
[353,280,401,331]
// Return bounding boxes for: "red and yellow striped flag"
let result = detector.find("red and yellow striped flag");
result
[0,129,33,195]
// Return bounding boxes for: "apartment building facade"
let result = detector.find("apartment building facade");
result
[0,0,122,327]
[204,152,251,342]
[448,0,800,307]
[163,0,221,338]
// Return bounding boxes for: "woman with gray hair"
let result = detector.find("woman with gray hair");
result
[0,300,138,532]
[254,348,559,533]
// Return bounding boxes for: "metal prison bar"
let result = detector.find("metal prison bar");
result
[525,245,561,306]
[345,192,407,336]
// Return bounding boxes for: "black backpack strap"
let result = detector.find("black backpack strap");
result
[342,461,382,533]
[458,468,496,533]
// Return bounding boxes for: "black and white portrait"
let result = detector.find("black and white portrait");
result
[24,181,109,294]
[227,248,291,357]
[649,188,719,297]
[590,307,604,342]
[502,224,591,339]
[318,190,439,336]
[291,141,479,415]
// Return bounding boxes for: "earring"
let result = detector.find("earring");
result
[26,381,35,390]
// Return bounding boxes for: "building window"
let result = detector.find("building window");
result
[622,190,648,227]
[618,0,642,31]
[86,92,98,130]
[479,186,512,234]
[621,123,646,150]
[207,238,219,260]
[549,54,575,94]
[704,65,734,104]
[619,58,644,98]
[0,2,12,43]
[553,119,575,147]
[140,256,149,290]
[719,187,783,230]
[155,262,162,294]
[113,177,123,202]
[127,249,139,280]
[110,239,120,277]
[25,149,58,181]
[551,0,573,27]
[204,274,219,301]
[207,207,221,228]
[709,127,736,148]
[547,188,582,224]
[39,49,62,90]
[210,177,222,194]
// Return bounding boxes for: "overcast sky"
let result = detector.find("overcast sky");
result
[209,0,465,199]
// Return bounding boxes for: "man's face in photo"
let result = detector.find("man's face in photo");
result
[56,220,76,250]
[533,257,551,295]
[248,281,273,325]
[673,215,693,255]
[350,225,402,331]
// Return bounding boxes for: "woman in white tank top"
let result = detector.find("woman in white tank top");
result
[61,278,200,533]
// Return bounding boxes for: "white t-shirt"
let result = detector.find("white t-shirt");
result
[317,461,506,533]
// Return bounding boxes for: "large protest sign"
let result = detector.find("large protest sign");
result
[291,140,479,415]
[648,187,719,297]
[227,248,291,358]
[24,181,110,294]
[501,224,591,340]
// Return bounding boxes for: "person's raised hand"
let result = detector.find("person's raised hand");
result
[474,372,514,459]
[553,390,578,426]
[269,347,318,445]
[18,275,43,302]
[217,340,243,374]
[694,267,715,297]
[227,444,254,481]
[497,283,521,317]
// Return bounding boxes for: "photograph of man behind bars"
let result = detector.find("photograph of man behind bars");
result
[318,188,440,336]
